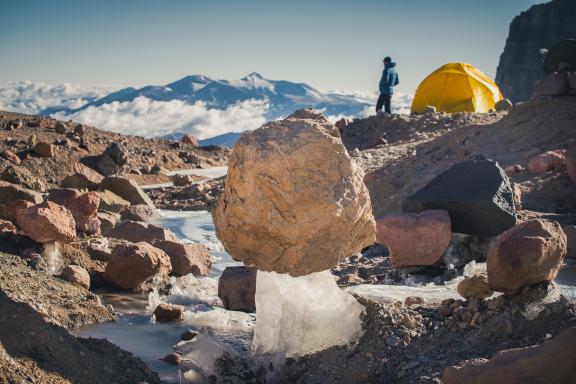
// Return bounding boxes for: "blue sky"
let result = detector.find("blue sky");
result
[0,0,544,93]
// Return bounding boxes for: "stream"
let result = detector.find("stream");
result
[74,168,576,383]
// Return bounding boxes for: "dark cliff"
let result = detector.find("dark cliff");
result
[495,0,576,103]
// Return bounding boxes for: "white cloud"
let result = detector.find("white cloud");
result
[53,96,270,139]
[0,81,121,115]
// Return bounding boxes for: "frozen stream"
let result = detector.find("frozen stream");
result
[76,208,576,382]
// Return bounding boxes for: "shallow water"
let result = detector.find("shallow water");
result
[76,208,576,382]
[76,210,251,383]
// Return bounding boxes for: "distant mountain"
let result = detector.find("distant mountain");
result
[47,72,371,120]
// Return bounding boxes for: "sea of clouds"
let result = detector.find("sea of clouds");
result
[0,81,413,139]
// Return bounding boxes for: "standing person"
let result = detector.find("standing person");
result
[376,56,399,114]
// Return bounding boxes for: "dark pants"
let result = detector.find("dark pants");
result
[376,93,392,114]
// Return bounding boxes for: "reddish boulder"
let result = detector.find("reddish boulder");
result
[527,150,566,174]
[65,192,101,235]
[61,265,90,289]
[104,242,172,290]
[120,204,158,223]
[487,219,567,295]
[218,266,257,313]
[443,327,576,384]
[16,201,76,243]
[153,241,211,277]
[153,303,184,322]
[33,141,55,157]
[375,210,451,267]
[109,221,178,244]
[0,149,21,165]
[181,133,198,147]
[1,199,34,222]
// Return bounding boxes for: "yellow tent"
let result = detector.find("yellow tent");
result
[411,63,503,114]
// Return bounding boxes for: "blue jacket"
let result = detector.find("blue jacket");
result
[379,62,399,95]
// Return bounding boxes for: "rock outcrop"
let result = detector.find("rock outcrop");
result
[375,210,451,267]
[403,158,517,238]
[495,0,576,103]
[487,219,567,295]
[104,242,172,290]
[213,109,375,276]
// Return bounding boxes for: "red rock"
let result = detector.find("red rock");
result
[1,199,34,222]
[61,265,90,289]
[153,303,184,322]
[109,221,179,244]
[487,219,567,295]
[33,141,55,157]
[61,163,104,190]
[217,266,257,313]
[527,150,566,174]
[16,201,76,243]
[181,133,198,146]
[63,191,101,235]
[120,204,158,223]
[153,241,211,277]
[375,210,451,267]
[566,147,576,184]
[442,327,576,384]
[104,242,172,290]
[0,149,21,165]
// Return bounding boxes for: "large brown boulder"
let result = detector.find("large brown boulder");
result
[100,176,156,209]
[218,266,257,313]
[153,241,211,277]
[181,133,198,147]
[109,221,178,244]
[16,201,76,243]
[487,219,567,295]
[104,242,172,290]
[0,181,43,205]
[65,192,101,235]
[442,327,576,384]
[375,210,451,267]
[213,109,375,276]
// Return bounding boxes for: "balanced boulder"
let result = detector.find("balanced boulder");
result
[16,201,76,243]
[104,242,172,290]
[403,158,516,238]
[487,219,566,295]
[375,210,451,267]
[218,266,257,313]
[100,176,156,209]
[153,241,211,276]
[213,109,375,276]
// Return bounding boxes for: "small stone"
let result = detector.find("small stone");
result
[61,265,90,289]
[160,352,182,365]
[405,296,424,306]
[153,303,184,322]
[457,274,493,299]
[33,141,55,157]
[180,329,198,341]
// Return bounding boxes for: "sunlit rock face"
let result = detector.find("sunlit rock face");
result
[213,109,376,277]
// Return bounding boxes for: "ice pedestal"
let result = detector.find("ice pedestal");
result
[251,270,364,358]
[42,241,63,275]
